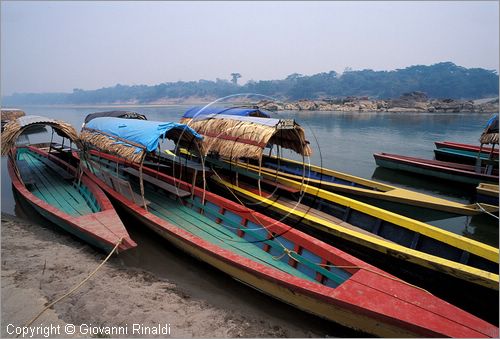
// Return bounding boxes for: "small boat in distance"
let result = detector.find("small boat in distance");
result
[246,154,498,220]
[77,117,498,337]
[1,116,136,253]
[373,152,498,186]
[434,147,499,166]
[435,141,499,157]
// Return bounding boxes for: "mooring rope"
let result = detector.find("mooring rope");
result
[476,203,499,220]
[17,238,123,336]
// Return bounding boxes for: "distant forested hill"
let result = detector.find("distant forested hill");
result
[3,62,498,105]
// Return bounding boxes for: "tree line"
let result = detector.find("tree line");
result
[3,62,498,105]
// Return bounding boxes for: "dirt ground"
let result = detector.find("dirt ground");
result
[1,213,348,338]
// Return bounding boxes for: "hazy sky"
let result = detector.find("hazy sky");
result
[1,1,498,96]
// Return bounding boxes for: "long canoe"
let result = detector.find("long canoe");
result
[210,173,498,324]
[435,141,499,156]
[374,152,498,186]
[79,151,497,337]
[9,146,136,252]
[434,147,499,166]
[235,154,498,220]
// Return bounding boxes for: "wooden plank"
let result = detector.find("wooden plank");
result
[124,167,190,198]
[102,170,150,206]
[16,159,36,185]
[260,178,300,194]
[146,192,316,281]
[22,152,89,216]
[36,155,74,180]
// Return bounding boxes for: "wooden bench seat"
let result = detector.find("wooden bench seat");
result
[99,170,150,206]
[16,159,36,186]
[123,167,191,198]
[37,156,74,180]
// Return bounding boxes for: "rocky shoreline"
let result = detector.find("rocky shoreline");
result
[256,92,499,113]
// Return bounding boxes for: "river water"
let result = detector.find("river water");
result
[1,106,498,334]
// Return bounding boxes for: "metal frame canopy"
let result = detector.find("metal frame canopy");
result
[181,106,271,121]
[80,117,203,163]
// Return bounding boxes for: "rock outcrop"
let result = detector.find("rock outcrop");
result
[256,92,499,113]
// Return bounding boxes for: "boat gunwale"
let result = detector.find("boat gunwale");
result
[78,151,498,337]
[214,175,499,289]
[10,146,134,251]
[234,158,496,215]
[435,141,499,156]
[374,152,499,181]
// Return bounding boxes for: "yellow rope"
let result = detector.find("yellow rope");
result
[18,239,123,336]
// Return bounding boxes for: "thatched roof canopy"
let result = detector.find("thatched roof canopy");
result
[181,115,312,160]
[1,109,25,122]
[80,117,203,163]
[1,115,80,155]
[480,114,499,145]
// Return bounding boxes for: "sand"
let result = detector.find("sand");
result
[1,213,353,338]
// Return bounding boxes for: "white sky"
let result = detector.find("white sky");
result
[1,1,498,95]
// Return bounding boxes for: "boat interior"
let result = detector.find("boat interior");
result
[16,147,100,216]
[85,153,355,288]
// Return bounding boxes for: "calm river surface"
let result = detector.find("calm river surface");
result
[1,106,498,335]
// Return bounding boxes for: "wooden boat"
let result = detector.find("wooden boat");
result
[211,172,499,323]
[434,147,499,166]
[77,118,498,337]
[168,112,499,322]
[236,154,498,220]
[476,183,499,206]
[373,152,498,186]
[179,106,498,219]
[435,141,499,157]
[1,116,136,253]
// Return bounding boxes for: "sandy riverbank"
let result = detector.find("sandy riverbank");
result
[1,213,349,338]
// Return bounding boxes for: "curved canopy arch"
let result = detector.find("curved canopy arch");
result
[1,115,80,156]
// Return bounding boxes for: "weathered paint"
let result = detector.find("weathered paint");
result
[237,156,498,216]
[374,153,498,185]
[8,146,136,252]
[215,177,499,291]
[78,151,498,338]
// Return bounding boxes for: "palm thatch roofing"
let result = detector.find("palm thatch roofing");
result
[1,109,25,122]
[181,115,312,160]
[80,117,203,163]
[1,115,80,156]
[480,114,499,145]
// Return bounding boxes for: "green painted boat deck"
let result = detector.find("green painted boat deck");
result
[17,149,99,216]
[89,156,350,286]
[144,186,317,282]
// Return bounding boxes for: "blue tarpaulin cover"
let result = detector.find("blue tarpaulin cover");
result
[183,106,271,119]
[85,117,203,152]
